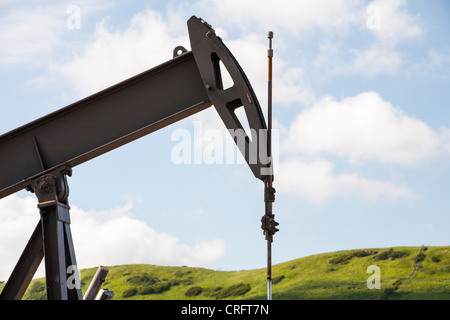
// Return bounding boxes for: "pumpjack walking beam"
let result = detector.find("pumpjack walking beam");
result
[0,16,268,201]
[0,16,270,300]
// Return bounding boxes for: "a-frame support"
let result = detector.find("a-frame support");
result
[0,166,82,300]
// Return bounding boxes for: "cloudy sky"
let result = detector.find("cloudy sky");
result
[0,0,449,281]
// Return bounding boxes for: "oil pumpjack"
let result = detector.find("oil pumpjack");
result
[0,16,278,300]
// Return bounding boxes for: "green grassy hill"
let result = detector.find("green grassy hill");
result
[2,245,449,300]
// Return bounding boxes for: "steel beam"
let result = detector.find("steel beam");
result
[0,17,270,200]
[0,52,211,199]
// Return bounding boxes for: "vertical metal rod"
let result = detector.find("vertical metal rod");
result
[265,179,273,301]
[266,30,274,301]
[267,225,272,300]
[267,32,273,167]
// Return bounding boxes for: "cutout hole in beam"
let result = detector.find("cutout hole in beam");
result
[227,99,252,142]
[211,53,234,90]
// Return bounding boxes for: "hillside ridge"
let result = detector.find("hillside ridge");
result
[1,245,448,300]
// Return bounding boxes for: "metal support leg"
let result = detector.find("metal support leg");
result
[39,200,81,299]
[33,167,82,300]
[64,221,82,300]
[0,222,44,300]
[40,202,67,299]
[0,166,82,300]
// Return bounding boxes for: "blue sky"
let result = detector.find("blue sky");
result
[0,0,449,280]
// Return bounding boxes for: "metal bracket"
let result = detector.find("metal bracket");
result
[0,166,82,300]
[31,166,72,204]
[173,45,188,58]
[261,213,279,242]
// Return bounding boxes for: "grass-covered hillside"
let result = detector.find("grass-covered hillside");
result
[1,245,448,300]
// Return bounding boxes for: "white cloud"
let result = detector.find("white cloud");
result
[57,9,189,96]
[70,201,226,269]
[276,90,450,203]
[204,0,421,77]
[411,48,450,77]
[204,0,362,34]
[0,5,63,65]
[0,194,225,281]
[0,195,39,281]
[347,0,422,75]
[55,9,314,108]
[277,157,417,203]
[439,128,450,156]
[308,0,423,76]
[0,1,112,66]
[283,91,441,166]
[366,0,422,46]
[348,45,403,75]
